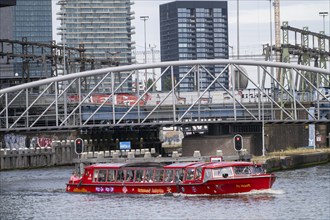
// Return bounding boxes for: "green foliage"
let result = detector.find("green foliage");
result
[146,78,153,89]
[286,146,295,151]
[163,76,172,91]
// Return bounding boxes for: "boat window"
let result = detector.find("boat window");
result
[253,166,264,174]
[154,169,164,182]
[234,166,252,175]
[246,165,264,174]
[195,167,202,181]
[116,169,125,182]
[134,169,144,182]
[126,169,134,182]
[203,169,212,181]
[93,170,99,182]
[94,169,107,182]
[107,169,116,182]
[212,167,233,178]
[144,169,154,182]
[186,168,195,181]
[164,170,174,183]
[175,169,184,183]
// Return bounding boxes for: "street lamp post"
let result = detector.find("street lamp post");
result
[228,45,234,59]
[149,44,156,91]
[319,12,328,34]
[228,45,234,86]
[269,0,273,61]
[140,16,149,87]
[229,45,236,119]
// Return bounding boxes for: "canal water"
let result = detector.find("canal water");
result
[0,163,329,220]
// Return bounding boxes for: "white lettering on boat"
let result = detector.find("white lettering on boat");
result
[95,187,114,193]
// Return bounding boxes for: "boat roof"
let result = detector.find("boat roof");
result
[85,163,126,169]
[85,162,165,170]
[163,162,201,169]
[203,161,254,169]
[84,161,255,170]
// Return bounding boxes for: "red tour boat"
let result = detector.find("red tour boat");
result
[66,161,276,195]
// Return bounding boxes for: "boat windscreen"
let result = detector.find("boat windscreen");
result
[212,167,234,178]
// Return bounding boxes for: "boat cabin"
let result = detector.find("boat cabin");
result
[78,161,266,185]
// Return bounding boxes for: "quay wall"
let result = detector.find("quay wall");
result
[1,139,329,172]
[254,151,330,173]
[0,141,75,170]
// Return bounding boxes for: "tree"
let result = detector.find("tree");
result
[146,78,153,89]
[162,76,172,91]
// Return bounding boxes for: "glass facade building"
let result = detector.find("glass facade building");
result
[0,0,52,80]
[14,0,52,43]
[0,0,16,8]
[57,0,135,91]
[160,1,229,91]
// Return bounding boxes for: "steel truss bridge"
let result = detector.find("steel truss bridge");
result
[0,59,329,132]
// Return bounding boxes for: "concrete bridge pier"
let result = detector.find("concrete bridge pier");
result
[0,142,77,170]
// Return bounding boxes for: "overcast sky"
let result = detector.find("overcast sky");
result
[52,0,330,59]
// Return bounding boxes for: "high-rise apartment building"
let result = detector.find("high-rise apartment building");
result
[57,0,135,91]
[160,1,229,91]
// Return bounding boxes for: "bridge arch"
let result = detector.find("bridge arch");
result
[0,59,329,131]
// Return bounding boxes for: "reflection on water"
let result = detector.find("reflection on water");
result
[0,164,329,220]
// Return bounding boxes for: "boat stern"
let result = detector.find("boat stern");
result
[270,173,276,187]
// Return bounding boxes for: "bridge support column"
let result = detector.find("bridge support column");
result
[208,124,229,135]
[0,149,5,169]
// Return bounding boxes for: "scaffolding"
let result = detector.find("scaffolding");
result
[263,22,330,119]
[279,22,329,89]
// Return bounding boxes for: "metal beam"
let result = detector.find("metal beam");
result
[0,59,329,132]
[1,59,329,95]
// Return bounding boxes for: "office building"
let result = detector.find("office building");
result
[0,0,52,87]
[13,0,52,43]
[160,1,229,91]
